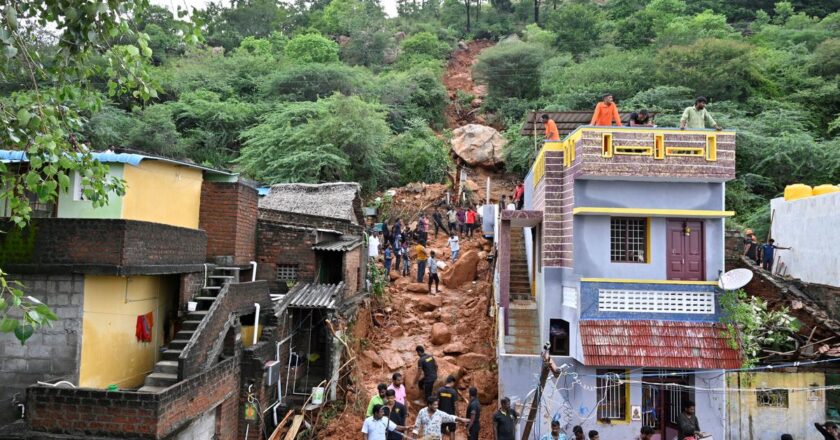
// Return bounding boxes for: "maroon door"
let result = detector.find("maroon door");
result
[666,220,705,281]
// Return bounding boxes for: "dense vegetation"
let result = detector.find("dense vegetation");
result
[4,0,840,233]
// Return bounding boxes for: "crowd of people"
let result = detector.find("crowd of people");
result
[541,95,724,143]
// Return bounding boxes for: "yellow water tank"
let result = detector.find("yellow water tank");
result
[813,184,840,196]
[784,184,813,201]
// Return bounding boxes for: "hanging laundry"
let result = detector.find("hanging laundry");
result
[135,311,154,342]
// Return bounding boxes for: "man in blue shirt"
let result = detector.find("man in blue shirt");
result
[761,239,791,271]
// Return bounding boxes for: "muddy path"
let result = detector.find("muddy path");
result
[444,40,494,129]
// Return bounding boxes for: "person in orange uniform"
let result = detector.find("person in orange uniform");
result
[542,114,560,141]
[589,94,622,126]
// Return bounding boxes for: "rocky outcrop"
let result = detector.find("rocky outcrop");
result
[451,124,506,169]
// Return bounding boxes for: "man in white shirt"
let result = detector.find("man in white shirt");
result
[414,396,469,439]
[447,233,460,262]
[369,232,381,259]
[362,404,404,440]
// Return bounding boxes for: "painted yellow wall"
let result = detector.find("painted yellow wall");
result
[727,371,826,440]
[79,275,177,389]
[121,160,203,229]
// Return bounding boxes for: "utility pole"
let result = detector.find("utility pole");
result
[522,348,564,439]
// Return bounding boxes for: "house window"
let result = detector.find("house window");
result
[757,389,789,408]
[549,319,569,356]
[610,218,648,263]
[276,264,299,282]
[596,369,628,421]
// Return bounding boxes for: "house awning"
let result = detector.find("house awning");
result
[287,282,344,309]
[312,237,362,252]
[579,320,741,369]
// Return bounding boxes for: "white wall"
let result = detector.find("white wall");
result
[770,193,840,287]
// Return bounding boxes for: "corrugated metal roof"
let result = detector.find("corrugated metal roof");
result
[579,320,741,369]
[313,237,362,252]
[520,111,646,136]
[0,150,236,176]
[287,282,344,309]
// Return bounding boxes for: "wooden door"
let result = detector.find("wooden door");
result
[666,220,705,281]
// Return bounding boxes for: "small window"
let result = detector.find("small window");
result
[549,319,569,356]
[597,369,628,421]
[276,264,299,282]
[72,171,85,201]
[757,389,789,408]
[611,218,648,263]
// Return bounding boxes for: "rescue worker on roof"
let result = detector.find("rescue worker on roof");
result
[680,96,723,131]
[542,114,560,141]
[589,93,622,126]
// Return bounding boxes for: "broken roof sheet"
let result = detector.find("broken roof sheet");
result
[579,320,742,369]
[287,282,344,309]
[313,237,362,252]
[520,111,638,137]
[258,182,362,224]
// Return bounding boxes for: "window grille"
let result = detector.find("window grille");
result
[610,218,647,262]
[757,389,789,408]
[598,289,714,314]
[276,264,299,281]
[597,370,627,420]
[667,384,685,424]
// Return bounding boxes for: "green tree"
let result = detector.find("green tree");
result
[238,95,390,191]
[474,41,551,100]
[377,69,447,132]
[263,63,374,101]
[285,33,340,64]
[0,0,189,343]
[544,2,605,57]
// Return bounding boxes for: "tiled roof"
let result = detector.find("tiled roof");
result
[520,111,646,137]
[579,320,742,369]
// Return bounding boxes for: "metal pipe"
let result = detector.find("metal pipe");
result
[253,303,261,346]
[250,261,258,282]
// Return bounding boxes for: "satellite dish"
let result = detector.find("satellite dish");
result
[718,268,754,290]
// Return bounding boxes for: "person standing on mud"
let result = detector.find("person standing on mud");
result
[447,232,460,262]
[456,206,466,236]
[493,397,518,440]
[415,242,429,283]
[400,241,411,277]
[447,206,457,236]
[383,389,407,440]
[437,375,459,440]
[414,345,438,403]
[432,209,447,238]
[428,250,441,294]
[465,207,476,238]
[466,387,481,440]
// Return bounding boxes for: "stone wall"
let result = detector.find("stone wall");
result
[200,182,259,266]
[0,274,84,425]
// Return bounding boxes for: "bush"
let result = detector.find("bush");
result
[84,107,141,149]
[474,41,552,100]
[285,33,340,63]
[383,119,450,185]
[543,3,605,57]
[400,32,451,59]
[125,105,187,158]
[377,69,447,132]
[262,63,374,101]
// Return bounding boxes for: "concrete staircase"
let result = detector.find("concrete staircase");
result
[504,227,540,355]
[138,267,240,393]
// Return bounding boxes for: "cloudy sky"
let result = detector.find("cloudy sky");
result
[150,0,400,19]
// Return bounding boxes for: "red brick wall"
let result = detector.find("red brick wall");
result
[0,218,206,270]
[26,357,239,439]
[216,394,240,439]
[543,150,574,268]
[180,271,205,308]
[256,222,318,292]
[200,182,258,265]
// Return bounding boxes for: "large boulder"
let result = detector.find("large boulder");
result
[443,342,468,355]
[441,250,481,288]
[363,350,383,368]
[456,352,490,370]
[379,349,405,371]
[431,323,452,345]
[415,295,443,312]
[406,283,430,293]
[451,124,506,169]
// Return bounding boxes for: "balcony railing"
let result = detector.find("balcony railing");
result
[532,126,734,186]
